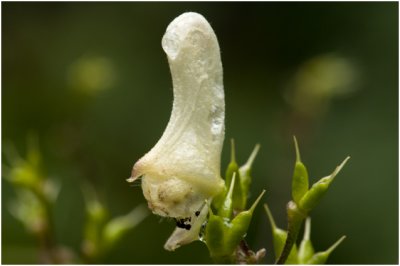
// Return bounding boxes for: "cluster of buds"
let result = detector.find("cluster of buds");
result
[205,141,265,263]
[265,206,346,264]
[270,137,349,264]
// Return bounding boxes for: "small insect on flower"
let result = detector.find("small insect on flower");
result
[128,12,226,250]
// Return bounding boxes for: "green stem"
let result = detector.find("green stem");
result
[32,183,60,263]
[276,201,307,264]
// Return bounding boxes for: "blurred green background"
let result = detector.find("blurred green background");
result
[2,2,398,264]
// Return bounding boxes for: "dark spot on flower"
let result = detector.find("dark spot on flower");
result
[175,217,192,230]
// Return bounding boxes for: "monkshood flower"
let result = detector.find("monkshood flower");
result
[128,12,225,250]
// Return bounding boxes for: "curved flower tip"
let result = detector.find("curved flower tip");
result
[164,202,209,251]
[130,11,225,243]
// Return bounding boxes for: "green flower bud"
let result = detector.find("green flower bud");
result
[292,136,309,204]
[7,164,41,190]
[264,204,298,264]
[218,174,236,219]
[306,235,346,264]
[225,139,239,187]
[212,139,238,211]
[229,190,266,250]
[298,217,314,264]
[205,207,228,261]
[239,144,260,209]
[103,205,148,250]
[299,157,350,212]
[4,137,44,191]
[8,189,46,235]
[81,185,108,259]
[225,139,245,211]
[205,190,265,263]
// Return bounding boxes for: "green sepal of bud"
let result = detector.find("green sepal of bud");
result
[299,157,350,212]
[306,235,346,264]
[211,186,227,211]
[229,190,266,250]
[264,204,298,264]
[205,190,266,263]
[298,217,314,264]
[292,136,309,204]
[239,144,260,209]
[224,139,245,211]
[205,208,230,262]
[225,139,239,187]
[217,173,236,219]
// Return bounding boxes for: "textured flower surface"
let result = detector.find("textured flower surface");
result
[128,12,225,250]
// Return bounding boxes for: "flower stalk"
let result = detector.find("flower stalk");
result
[276,137,349,264]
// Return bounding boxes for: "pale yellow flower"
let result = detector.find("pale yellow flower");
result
[128,12,225,250]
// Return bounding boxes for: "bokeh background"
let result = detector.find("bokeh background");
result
[2,2,398,264]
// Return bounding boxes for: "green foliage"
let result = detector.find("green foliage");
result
[4,137,148,264]
[81,187,148,263]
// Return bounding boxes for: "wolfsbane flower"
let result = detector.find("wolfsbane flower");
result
[128,12,225,250]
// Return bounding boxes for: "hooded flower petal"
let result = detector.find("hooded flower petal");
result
[129,12,225,246]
